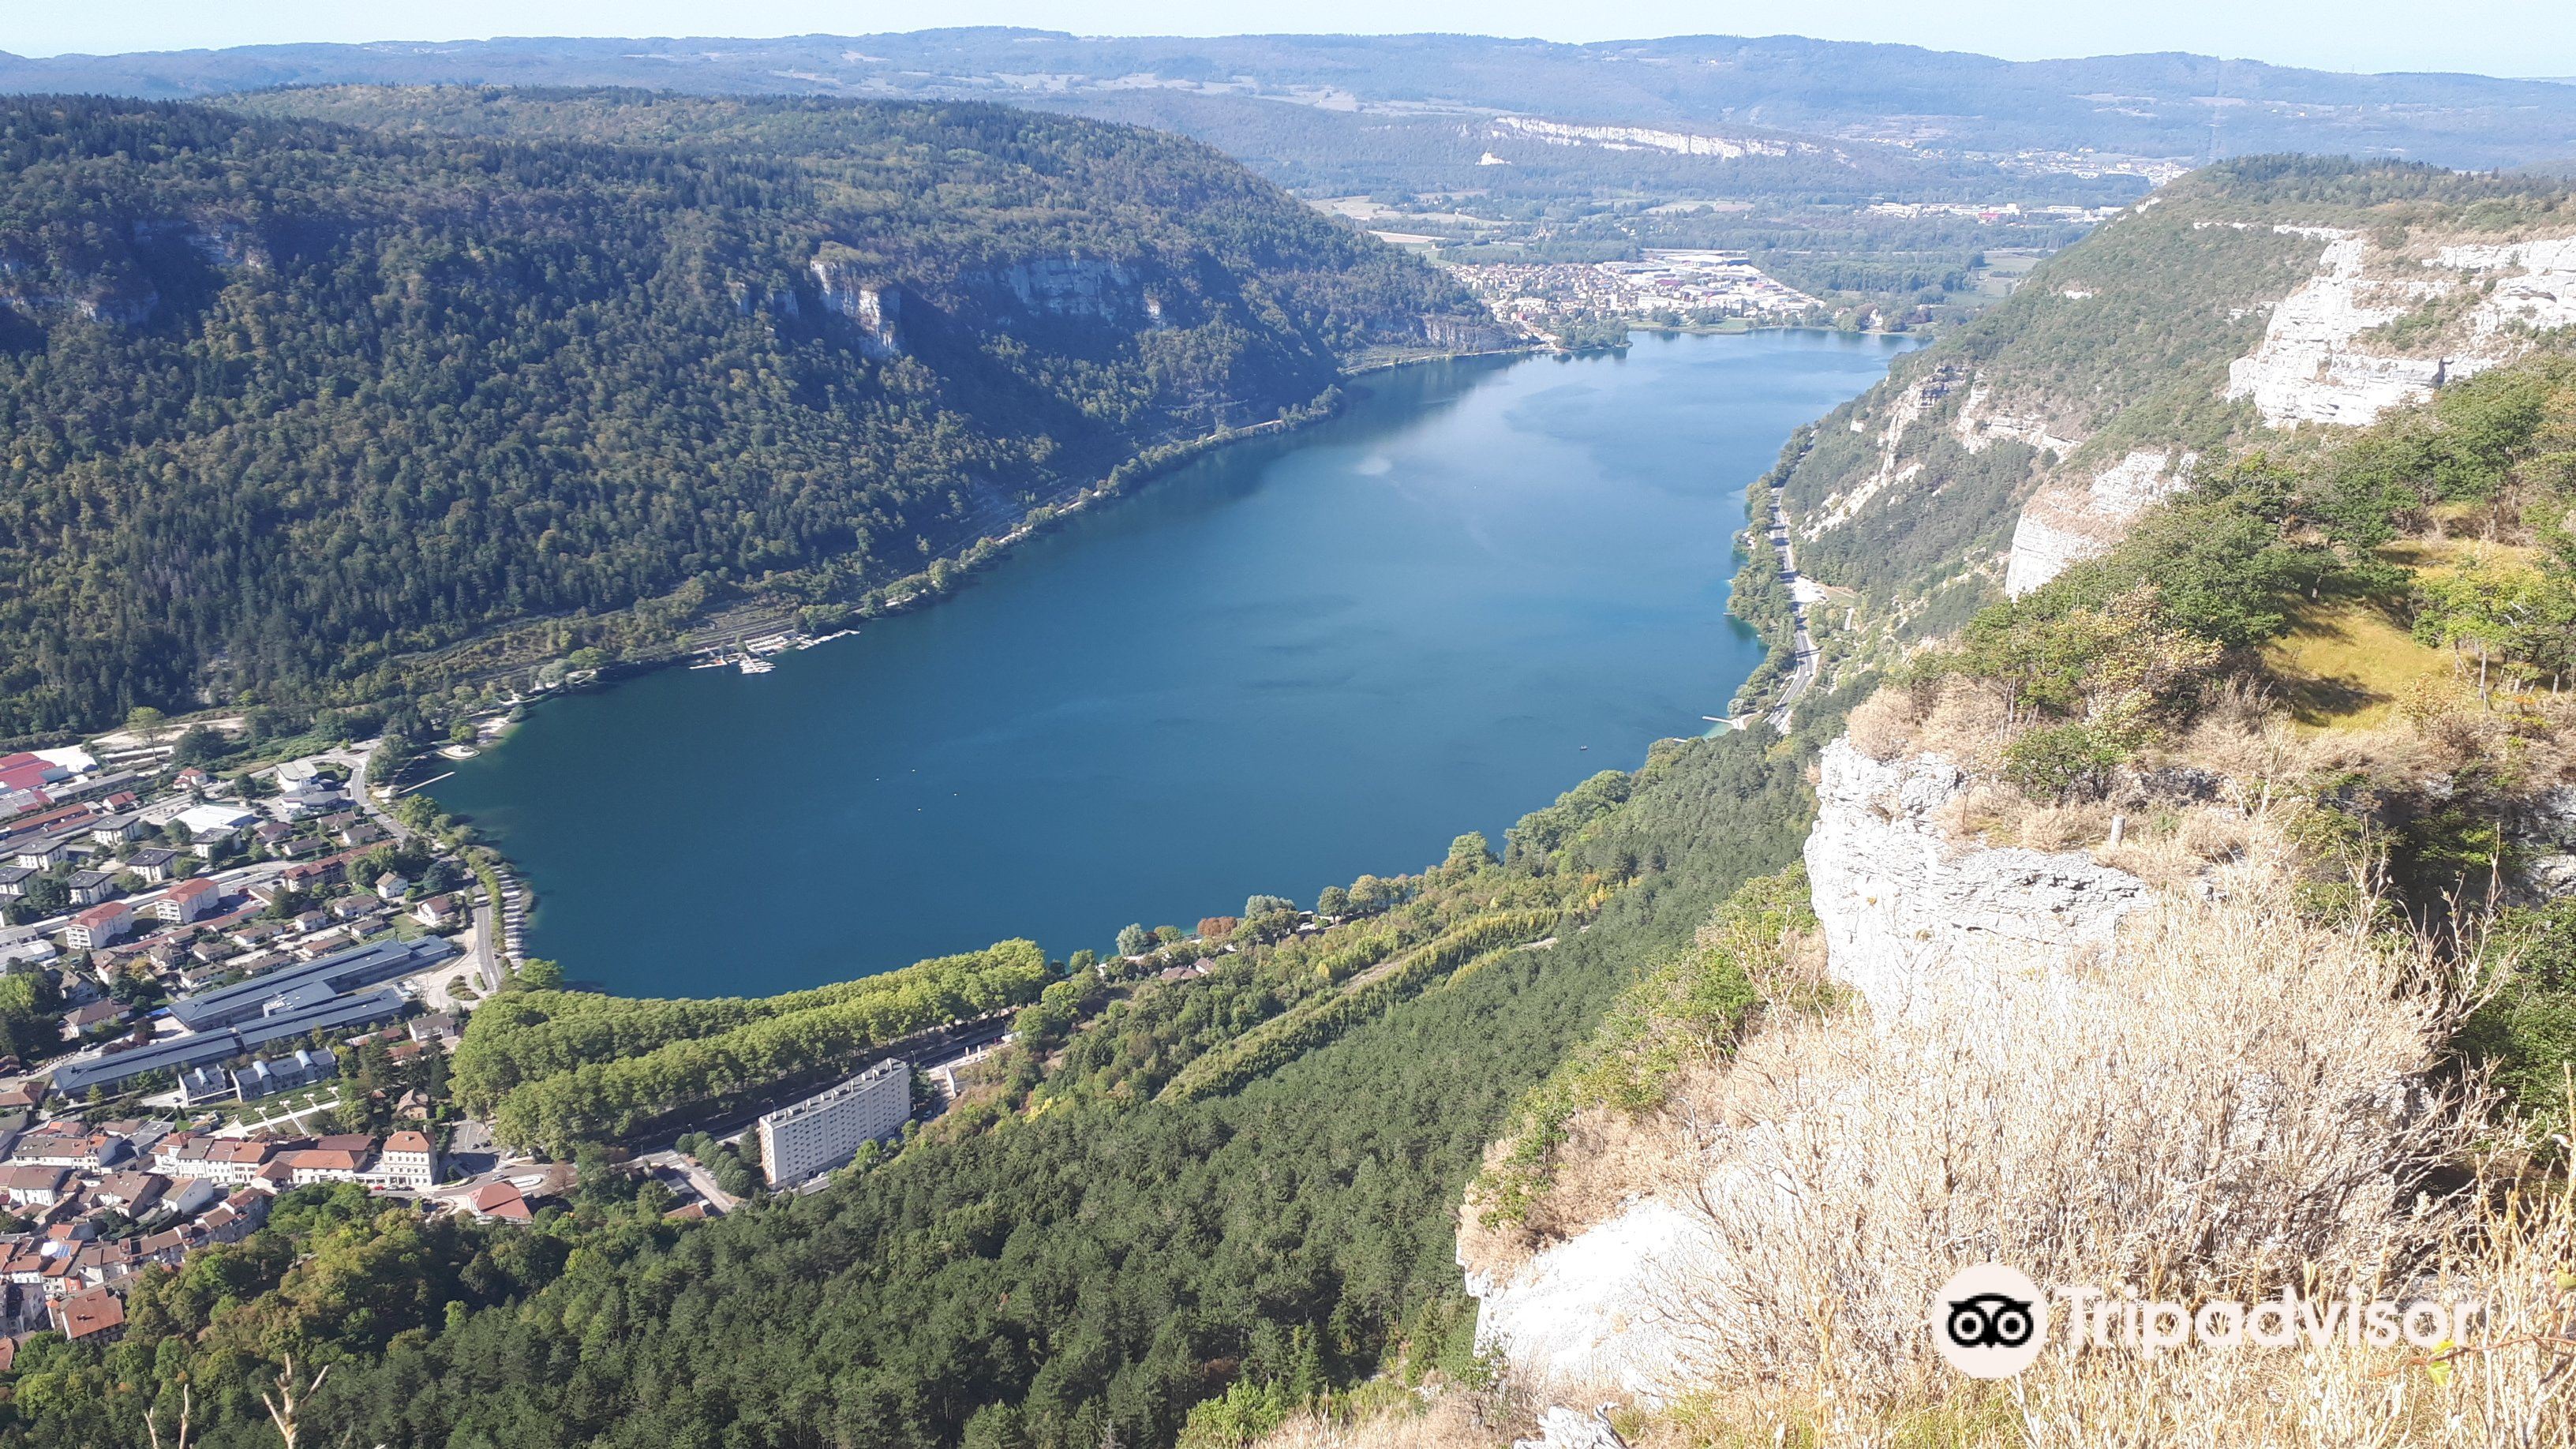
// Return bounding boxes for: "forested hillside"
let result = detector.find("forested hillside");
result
[1772,158,2576,642]
[0,706,1834,1449]
[0,92,1490,737]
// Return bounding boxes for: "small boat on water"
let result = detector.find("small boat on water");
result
[736,652,775,675]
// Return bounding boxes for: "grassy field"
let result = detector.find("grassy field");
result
[2262,592,2454,730]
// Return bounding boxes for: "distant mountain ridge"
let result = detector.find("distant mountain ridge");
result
[7,29,2576,197]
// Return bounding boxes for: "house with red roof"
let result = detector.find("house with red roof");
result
[51,1287,123,1344]
[152,877,220,923]
[63,902,131,952]
[467,1181,532,1222]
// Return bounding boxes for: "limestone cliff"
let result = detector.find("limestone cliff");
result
[1467,735,2154,1402]
[1779,161,2576,614]
[1800,739,2151,1013]
[2223,228,2576,427]
[2001,447,2198,597]
[807,254,905,358]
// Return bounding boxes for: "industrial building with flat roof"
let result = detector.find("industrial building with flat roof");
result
[165,937,455,1032]
[757,1061,912,1187]
[52,990,408,1097]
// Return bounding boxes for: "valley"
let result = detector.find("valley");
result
[0,17,2570,1449]
[426,330,1908,997]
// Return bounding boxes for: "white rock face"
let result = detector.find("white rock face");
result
[1469,1198,1702,1406]
[2002,448,2196,596]
[1468,737,2155,1402]
[1810,373,1941,534]
[1488,114,1800,159]
[807,260,904,358]
[1802,739,2151,1017]
[2436,238,2576,342]
[2226,229,2576,428]
[992,256,1146,316]
[1952,380,2080,457]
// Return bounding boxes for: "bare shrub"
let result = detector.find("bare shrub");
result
[1460,1106,1690,1281]
[1844,687,1923,762]
[1634,880,2487,1416]
[2400,676,2510,767]
[2018,801,2112,852]
[1909,683,2013,774]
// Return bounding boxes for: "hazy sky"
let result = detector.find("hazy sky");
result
[9,1,2575,80]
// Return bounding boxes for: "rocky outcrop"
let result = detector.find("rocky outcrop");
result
[1466,1198,1698,1405]
[1951,380,2080,457]
[981,256,1163,325]
[1803,739,2150,1016]
[2225,227,2576,428]
[1993,222,2576,591]
[1468,736,2157,1406]
[1809,365,1958,534]
[808,256,904,358]
[1487,115,1806,161]
[2512,784,2576,902]
[1413,311,1518,352]
[2002,447,2196,596]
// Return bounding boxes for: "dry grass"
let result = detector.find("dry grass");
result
[1631,871,2486,1404]
[1608,1166,2576,1449]
[1844,687,1926,763]
[1254,1394,1511,1449]
[1460,1105,1699,1282]
[1416,682,2576,1447]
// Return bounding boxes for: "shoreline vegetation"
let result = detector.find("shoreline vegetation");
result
[435,320,1890,752]
[0,91,1500,744]
[387,328,1885,1004]
[0,699,1841,1447]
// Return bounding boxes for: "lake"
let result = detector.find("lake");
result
[432,329,1911,998]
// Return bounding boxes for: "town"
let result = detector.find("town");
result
[1448,248,1825,343]
[0,720,932,1354]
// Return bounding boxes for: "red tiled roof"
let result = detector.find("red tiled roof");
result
[54,1287,123,1340]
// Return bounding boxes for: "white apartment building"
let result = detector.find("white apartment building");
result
[756,1061,911,1187]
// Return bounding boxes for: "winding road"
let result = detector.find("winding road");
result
[1761,483,1822,730]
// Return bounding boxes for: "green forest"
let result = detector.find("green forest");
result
[0,698,1837,1448]
[0,91,1488,738]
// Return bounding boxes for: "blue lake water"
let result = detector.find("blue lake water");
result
[431,330,1911,997]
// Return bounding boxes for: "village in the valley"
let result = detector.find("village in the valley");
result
[0,712,736,1353]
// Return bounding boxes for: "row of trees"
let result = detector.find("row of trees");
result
[488,941,1051,1153]
[1156,910,1565,1103]
[451,940,1052,1110]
